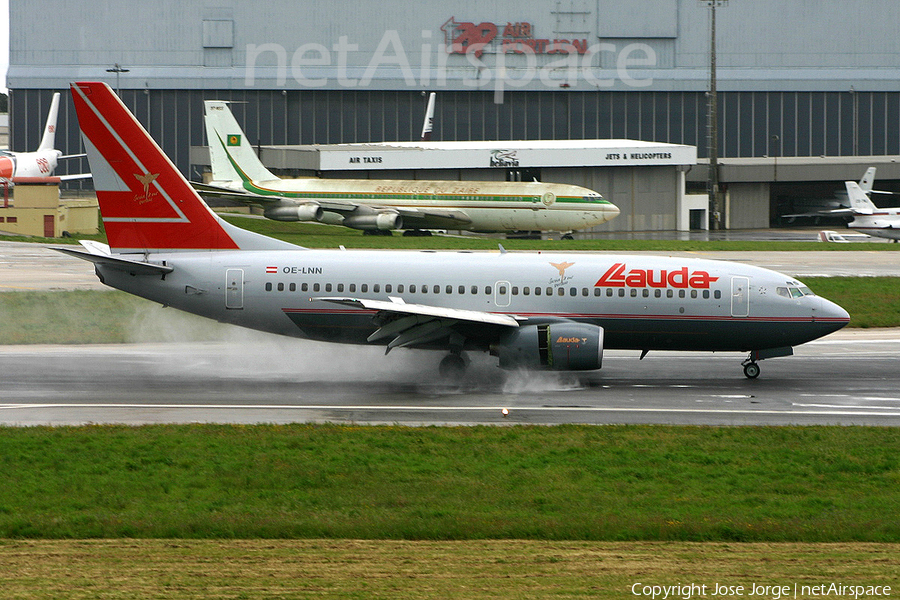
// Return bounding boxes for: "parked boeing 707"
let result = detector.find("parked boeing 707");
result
[195,100,619,237]
[60,82,849,379]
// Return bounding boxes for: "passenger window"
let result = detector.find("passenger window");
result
[569,288,577,297]
[654,289,661,298]
[605,288,612,297]
[523,287,530,296]
[337,283,344,292]
[384,284,391,293]
[277,283,284,291]
[290,283,296,292]
[434,285,440,294]
[361,284,368,293]
[512,286,519,295]
[499,285,507,294]
[422,286,427,294]
[373,284,380,293]
[265,282,272,291]
[397,284,404,293]
[459,286,465,294]
[325,283,332,292]
[703,290,710,299]
[667,289,673,298]
[535,287,541,296]
[485,286,492,295]
[691,290,698,299]
[471,285,478,295]
[642,289,649,298]
[547,287,553,296]
[679,290,685,298]
[313,283,320,292]
[410,285,416,293]
[302,283,309,292]
[714,290,721,299]
[619,289,625,297]
[446,285,452,294]
[582,288,588,297]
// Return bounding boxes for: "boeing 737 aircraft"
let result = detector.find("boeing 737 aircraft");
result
[0,93,90,182]
[196,100,619,237]
[60,82,849,379]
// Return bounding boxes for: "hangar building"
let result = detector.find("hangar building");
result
[8,0,900,231]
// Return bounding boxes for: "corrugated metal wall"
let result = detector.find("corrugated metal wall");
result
[11,88,900,181]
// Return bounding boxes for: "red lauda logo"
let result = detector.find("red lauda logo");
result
[595,263,719,289]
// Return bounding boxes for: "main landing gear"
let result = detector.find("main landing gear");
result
[741,359,761,379]
[439,352,468,379]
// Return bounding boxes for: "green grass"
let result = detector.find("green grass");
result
[8,217,900,251]
[0,424,898,542]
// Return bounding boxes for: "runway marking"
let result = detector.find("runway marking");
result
[2,403,900,417]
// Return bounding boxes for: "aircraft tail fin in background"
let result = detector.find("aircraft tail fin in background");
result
[420,92,436,141]
[70,82,299,254]
[845,181,878,214]
[37,92,61,152]
[858,167,876,193]
[203,100,278,184]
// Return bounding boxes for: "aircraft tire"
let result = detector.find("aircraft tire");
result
[743,362,761,379]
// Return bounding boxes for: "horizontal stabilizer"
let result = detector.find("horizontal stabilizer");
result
[54,245,174,276]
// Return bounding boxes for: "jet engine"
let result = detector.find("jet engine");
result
[493,322,604,371]
[263,202,324,222]
[342,211,403,231]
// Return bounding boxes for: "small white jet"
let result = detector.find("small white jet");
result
[0,93,90,183]
[827,174,900,241]
[195,100,619,236]
[60,82,849,380]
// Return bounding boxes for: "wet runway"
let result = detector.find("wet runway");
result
[2,328,900,426]
[3,237,900,427]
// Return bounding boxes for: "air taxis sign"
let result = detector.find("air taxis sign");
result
[441,17,589,57]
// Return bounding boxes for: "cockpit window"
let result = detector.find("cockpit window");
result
[582,195,604,203]
[777,285,816,299]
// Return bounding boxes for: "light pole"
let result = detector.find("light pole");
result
[701,0,727,230]
[106,63,130,96]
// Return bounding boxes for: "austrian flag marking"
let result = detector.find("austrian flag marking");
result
[595,263,719,289]
[265,266,277,274]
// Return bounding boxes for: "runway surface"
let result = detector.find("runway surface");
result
[2,328,900,426]
[2,238,900,427]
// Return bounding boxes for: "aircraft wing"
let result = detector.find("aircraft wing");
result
[317,295,521,352]
[193,181,473,228]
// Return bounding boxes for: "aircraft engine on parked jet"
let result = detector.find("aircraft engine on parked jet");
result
[342,211,403,231]
[263,202,324,222]
[493,322,604,371]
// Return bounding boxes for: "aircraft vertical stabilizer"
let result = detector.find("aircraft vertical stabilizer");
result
[203,101,278,184]
[36,93,61,152]
[70,82,299,253]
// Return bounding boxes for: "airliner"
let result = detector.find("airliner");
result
[195,100,619,237]
[0,92,90,182]
[60,82,849,379]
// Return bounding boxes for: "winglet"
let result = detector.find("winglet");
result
[71,82,299,253]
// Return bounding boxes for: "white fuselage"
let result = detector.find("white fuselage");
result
[95,249,849,355]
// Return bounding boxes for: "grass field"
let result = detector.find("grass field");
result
[1,539,896,599]
[1,424,898,542]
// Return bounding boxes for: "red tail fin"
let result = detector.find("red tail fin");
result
[71,82,241,253]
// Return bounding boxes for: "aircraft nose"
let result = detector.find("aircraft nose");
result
[815,296,850,331]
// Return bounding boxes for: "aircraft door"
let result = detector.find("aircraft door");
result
[731,276,749,317]
[495,280,511,307]
[225,268,244,309]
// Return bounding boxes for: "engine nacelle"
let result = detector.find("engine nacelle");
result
[494,323,604,371]
[342,211,403,231]
[263,202,324,222]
